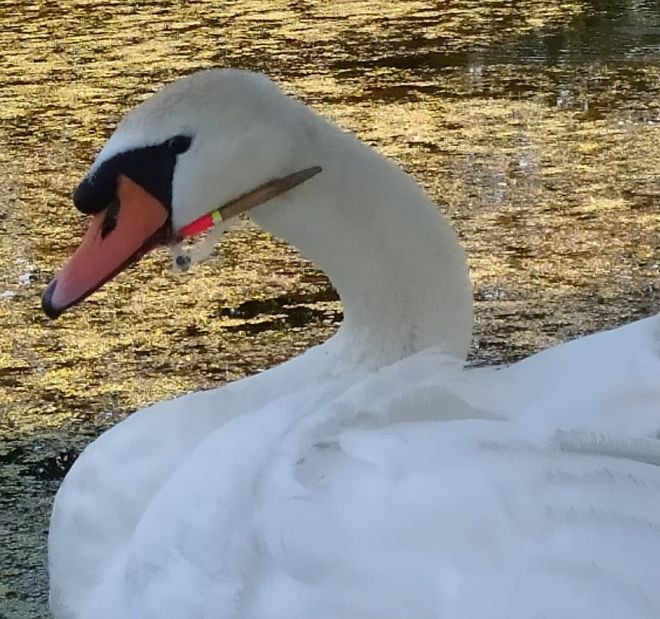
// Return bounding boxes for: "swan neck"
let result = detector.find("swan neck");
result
[251,124,473,369]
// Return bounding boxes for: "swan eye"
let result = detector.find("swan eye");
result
[167,135,192,154]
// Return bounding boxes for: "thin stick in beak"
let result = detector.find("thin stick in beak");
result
[179,165,322,238]
[218,164,322,220]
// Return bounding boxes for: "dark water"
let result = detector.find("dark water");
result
[0,1,658,616]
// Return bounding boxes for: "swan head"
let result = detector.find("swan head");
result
[42,69,473,363]
[42,69,320,318]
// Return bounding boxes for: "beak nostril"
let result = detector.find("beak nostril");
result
[100,200,119,239]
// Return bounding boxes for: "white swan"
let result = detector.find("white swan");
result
[43,69,660,619]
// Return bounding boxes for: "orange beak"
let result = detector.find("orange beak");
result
[42,175,170,319]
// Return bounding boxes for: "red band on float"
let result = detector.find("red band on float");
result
[180,213,215,238]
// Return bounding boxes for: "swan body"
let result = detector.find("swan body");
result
[45,70,660,619]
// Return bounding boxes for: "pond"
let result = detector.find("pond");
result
[0,0,658,616]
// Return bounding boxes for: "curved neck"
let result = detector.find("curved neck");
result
[250,119,473,371]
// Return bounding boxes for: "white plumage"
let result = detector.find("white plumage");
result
[49,70,660,619]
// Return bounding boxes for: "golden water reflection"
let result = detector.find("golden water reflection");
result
[0,0,658,616]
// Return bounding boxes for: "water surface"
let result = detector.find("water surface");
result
[0,1,658,616]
